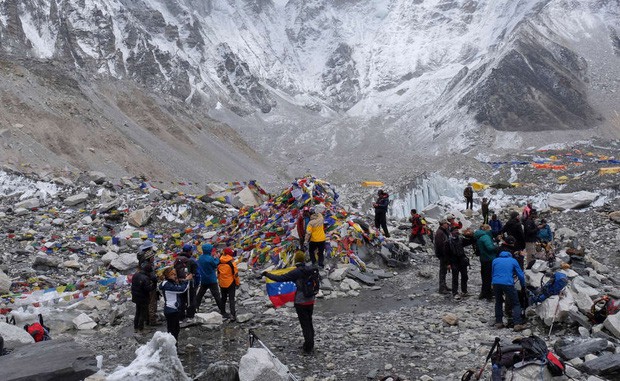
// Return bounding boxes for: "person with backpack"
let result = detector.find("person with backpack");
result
[492,251,527,332]
[296,207,311,249]
[159,267,191,347]
[409,209,425,245]
[474,224,498,301]
[195,243,225,315]
[501,211,525,250]
[262,251,318,354]
[434,219,452,294]
[218,247,240,321]
[305,207,326,268]
[523,209,539,267]
[463,184,474,210]
[173,244,199,319]
[131,261,157,333]
[373,189,390,237]
[448,230,469,299]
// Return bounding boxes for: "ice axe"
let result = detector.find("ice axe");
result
[474,337,501,380]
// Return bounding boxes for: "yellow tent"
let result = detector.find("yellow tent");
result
[471,182,488,191]
[557,176,569,184]
[361,181,384,187]
[599,167,620,175]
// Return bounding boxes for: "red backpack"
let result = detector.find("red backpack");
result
[25,322,47,342]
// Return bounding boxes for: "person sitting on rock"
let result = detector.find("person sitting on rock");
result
[131,261,156,334]
[262,251,317,354]
[159,267,191,347]
[492,251,526,332]
[218,247,240,321]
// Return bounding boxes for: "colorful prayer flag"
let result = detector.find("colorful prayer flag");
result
[265,267,296,308]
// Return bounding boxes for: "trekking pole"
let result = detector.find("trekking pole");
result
[548,290,564,337]
[475,337,501,380]
[249,329,300,381]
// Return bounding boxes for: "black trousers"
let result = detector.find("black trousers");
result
[134,302,149,330]
[295,304,314,353]
[186,281,197,318]
[164,311,181,346]
[308,241,325,267]
[195,282,223,312]
[466,197,473,210]
[480,260,493,299]
[439,257,449,290]
[374,211,389,237]
[451,261,468,294]
[220,284,237,317]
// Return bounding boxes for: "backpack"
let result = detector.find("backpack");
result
[299,266,321,298]
[529,272,568,304]
[464,186,473,198]
[588,296,620,324]
[492,335,564,377]
[448,233,466,259]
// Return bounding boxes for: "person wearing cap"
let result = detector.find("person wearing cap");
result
[159,267,191,347]
[137,241,159,326]
[305,208,326,268]
[474,224,498,301]
[131,261,156,333]
[173,243,199,319]
[492,251,527,332]
[195,243,225,315]
[218,247,240,321]
[446,214,463,232]
[501,211,525,251]
[434,219,452,294]
[262,250,317,354]
[373,189,390,238]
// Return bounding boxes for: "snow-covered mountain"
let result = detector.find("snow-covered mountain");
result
[0,0,618,183]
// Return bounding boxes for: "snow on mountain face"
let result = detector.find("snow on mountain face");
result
[0,0,618,179]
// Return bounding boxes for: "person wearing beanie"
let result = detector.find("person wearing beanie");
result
[501,211,525,251]
[262,250,318,354]
[131,261,157,333]
[159,267,190,347]
[195,243,225,315]
[473,224,498,301]
[217,247,240,321]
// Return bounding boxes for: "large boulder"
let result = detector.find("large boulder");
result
[64,193,90,206]
[0,338,97,381]
[110,253,138,272]
[107,332,190,381]
[73,313,97,330]
[238,348,290,381]
[15,198,40,209]
[547,191,598,210]
[603,312,620,339]
[555,338,608,360]
[0,270,11,294]
[128,207,154,227]
[536,294,577,325]
[198,361,239,381]
[0,322,35,349]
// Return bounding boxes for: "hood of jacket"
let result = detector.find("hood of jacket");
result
[498,251,512,258]
[473,229,492,240]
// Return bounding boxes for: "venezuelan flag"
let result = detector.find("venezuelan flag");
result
[265,267,296,308]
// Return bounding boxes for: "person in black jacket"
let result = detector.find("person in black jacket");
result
[131,261,156,333]
[373,189,390,237]
[262,251,317,354]
[501,211,525,251]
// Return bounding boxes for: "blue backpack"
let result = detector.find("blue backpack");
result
[530,272,568,304]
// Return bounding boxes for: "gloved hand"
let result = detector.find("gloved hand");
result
[261,271,268,277]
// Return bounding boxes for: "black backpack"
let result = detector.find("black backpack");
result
[448,233,466,259]
[299,266,321,297]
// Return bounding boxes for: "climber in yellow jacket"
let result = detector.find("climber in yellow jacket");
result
[305,207,326,268]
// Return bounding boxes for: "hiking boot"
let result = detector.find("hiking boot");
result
[513,324,527,332]
[460,292,470,297]
[453,294,461,300]
[494,323,505,329]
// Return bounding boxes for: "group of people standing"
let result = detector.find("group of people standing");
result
[431,186,556,332]
[130,241,240,347]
